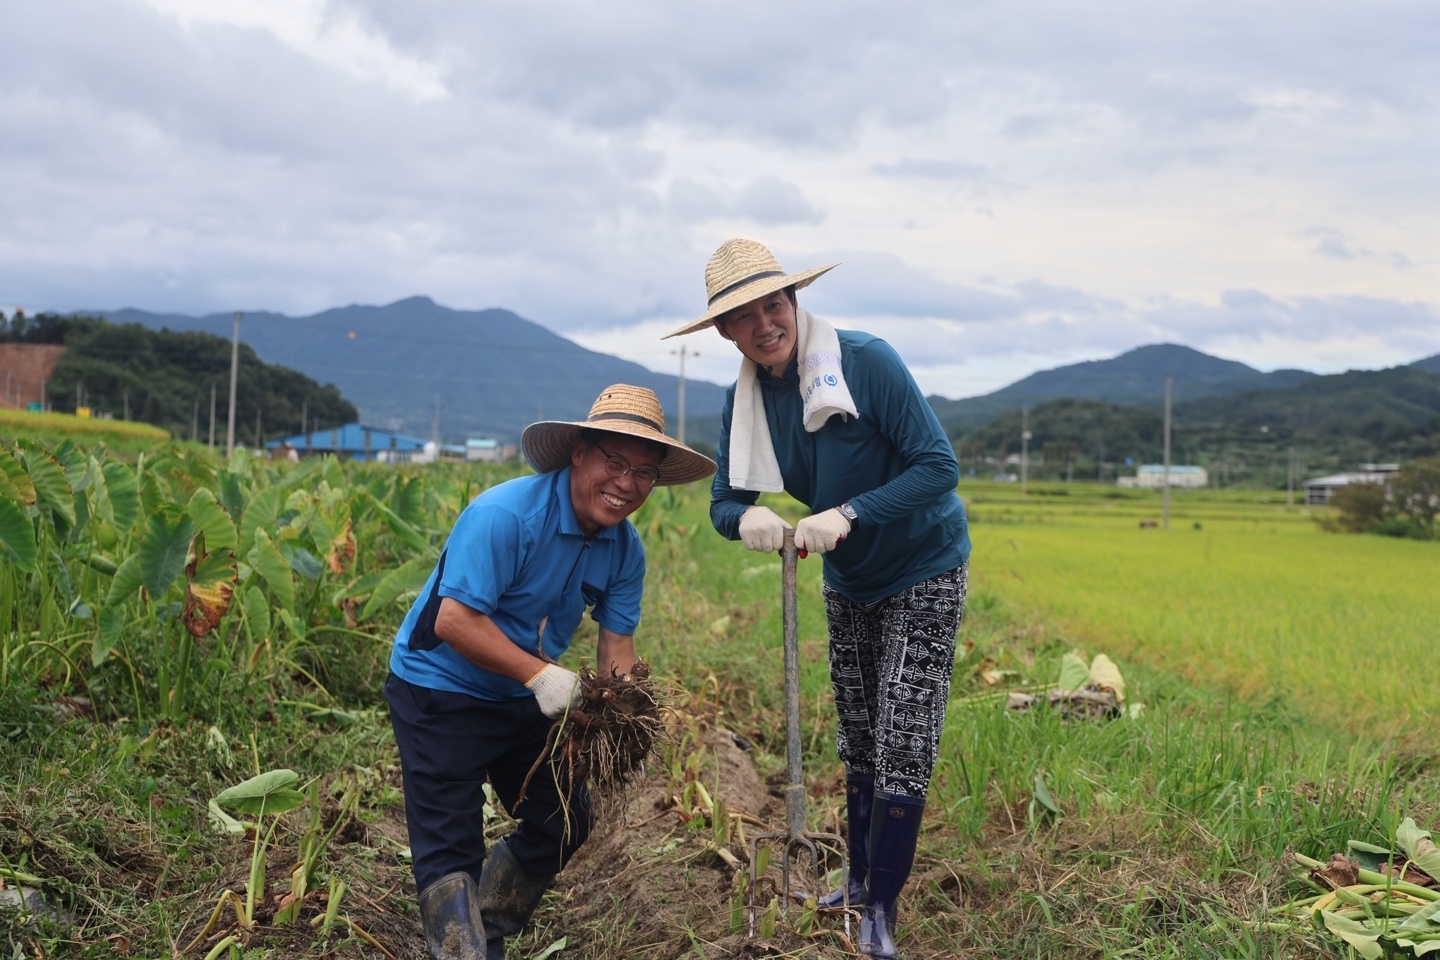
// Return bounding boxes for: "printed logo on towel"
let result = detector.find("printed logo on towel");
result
[825,374,838,386]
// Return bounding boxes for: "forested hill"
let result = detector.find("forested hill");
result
[951,365,1440,475]
[99,297,728,444]
[927,343,1315,435]
[0,313,356,442]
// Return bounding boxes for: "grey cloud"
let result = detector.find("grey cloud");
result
[733,178,824,225]
[1,0,1434,385]
[662,178,823,227]
[872,159,993,181]
[1315,235,1357,259]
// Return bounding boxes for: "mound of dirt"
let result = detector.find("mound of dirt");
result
[545,728,855,959]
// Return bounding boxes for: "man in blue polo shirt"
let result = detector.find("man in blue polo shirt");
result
[385,385,715,960]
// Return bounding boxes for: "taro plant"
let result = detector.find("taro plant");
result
[192,770,378,955]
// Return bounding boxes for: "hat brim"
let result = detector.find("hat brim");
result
[662,262,839,340]
[520,419,717,486]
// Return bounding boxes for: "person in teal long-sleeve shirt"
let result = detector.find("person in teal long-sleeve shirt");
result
[664,238,971,960]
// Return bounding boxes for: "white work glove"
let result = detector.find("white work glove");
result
[738,505,791,554]
[795,508,851,555]
[524,664,581,719]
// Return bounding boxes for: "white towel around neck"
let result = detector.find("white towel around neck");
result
[728,307,859,492]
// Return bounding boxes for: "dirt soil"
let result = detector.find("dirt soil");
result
[542,727,857,959]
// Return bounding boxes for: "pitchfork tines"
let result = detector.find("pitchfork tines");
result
[746,530,850,940]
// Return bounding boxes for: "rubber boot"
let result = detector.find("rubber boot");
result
[818,772,874,909]
[858,791,925,959]
[417,871,488,960]
[477,840,554,960]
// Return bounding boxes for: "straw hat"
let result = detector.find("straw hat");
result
[662,238,839,339]
[521,384,717,486]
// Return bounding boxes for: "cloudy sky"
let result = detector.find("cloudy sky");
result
[2,0,1436,397]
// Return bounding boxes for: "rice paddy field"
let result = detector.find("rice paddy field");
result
[960,481,1439,742]
[2,426,1438,959]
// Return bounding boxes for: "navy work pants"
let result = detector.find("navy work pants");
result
[385,672,593,893]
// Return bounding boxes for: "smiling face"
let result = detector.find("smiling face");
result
[569,433,662,536]
[715,287,798,374]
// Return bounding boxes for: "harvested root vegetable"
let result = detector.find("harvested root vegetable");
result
[521,660,664,800]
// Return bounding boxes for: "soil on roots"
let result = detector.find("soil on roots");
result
[540,660,665,798]
[532,727,857,960]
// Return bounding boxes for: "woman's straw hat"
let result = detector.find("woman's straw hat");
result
[521,384,717,486]
[662,238,838,339]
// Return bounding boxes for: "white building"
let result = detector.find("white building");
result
[1118,465,1209,489]
[1304,464,1399,506]
[466,438,503,463]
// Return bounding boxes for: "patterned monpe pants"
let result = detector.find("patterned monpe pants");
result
[823,564,968,799]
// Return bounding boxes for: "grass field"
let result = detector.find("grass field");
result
[0,408,171,456]
[960,480,1439,741]
[2,453,1437,959]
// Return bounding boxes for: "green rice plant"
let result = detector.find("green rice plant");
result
[960,480,1439,741]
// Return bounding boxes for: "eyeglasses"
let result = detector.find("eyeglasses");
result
[591,441,661,489]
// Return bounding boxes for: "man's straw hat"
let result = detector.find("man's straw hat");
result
[662,238,838,339]
[521,384,717,486]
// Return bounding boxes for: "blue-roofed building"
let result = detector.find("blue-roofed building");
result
[266,423,434,462]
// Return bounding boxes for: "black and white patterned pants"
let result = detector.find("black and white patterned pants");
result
[823,564,967,799]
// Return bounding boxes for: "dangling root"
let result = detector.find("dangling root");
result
[519,660,664,802]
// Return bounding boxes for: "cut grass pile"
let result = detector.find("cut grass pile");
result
[2,471,1437,959]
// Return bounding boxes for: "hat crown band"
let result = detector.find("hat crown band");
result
[588,410,664,433]
[706,269,787,307]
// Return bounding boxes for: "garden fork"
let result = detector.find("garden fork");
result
[747,529,850,940]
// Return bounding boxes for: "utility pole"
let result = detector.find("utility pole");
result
[208,384,216,450]
[255,408,262,450]
[1020,407,1031,495]
[123,389,129,421]
[191,396,199,441]
[300,400,307,440]
[226,312,241,457]
[1162,376,1173,530]
[671,344,695,444]
[40,377,46,412]
[432,397,441,446]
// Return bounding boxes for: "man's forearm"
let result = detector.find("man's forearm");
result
[435,598,546,682]
[597,627,638,678]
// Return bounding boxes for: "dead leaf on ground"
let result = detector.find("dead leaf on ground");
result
[1312,853,1360,889]
[1380,861,1436,887]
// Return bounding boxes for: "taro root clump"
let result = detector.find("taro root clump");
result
[525,660,664,799]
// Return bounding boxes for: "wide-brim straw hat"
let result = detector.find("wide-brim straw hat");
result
[662,238,838,339]
[521,384,717,486]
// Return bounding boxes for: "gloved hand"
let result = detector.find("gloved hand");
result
[524,664,581,719]
[795,508,851,555]
[738,505,790,553]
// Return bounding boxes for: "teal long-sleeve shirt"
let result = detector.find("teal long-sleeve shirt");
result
[710,329,970,604]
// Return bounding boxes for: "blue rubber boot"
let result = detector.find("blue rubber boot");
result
[858,791,925,959]
[818,772,874,909]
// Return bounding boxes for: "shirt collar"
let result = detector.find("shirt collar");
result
[552,466,619,541]
[756,355,800,386]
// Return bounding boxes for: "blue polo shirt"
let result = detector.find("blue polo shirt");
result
[388,467,647,701]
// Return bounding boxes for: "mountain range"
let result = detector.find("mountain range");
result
[87,298,1440,460]
[98,297,728,444]
[925,344,1319,436]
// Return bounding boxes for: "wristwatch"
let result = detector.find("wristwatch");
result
[837,502,858,529]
